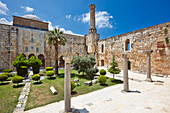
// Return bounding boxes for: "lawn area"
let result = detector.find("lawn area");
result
[0,82,23,113]
[25,69,122,111]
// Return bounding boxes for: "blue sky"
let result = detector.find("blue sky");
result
[0,0,170,39]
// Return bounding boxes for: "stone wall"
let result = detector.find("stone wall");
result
[0,24,11,71]
[98,22,170,75]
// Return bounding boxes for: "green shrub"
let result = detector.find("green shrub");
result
[2,73,11,77]
[164,28,168,35]
[46,71,54,77]
[17,66,28,77]
[29,56,43,74]
[12,76,24,85]
[32,74,41,82]
[100,69,106,75]
[0,74,8,83]
[45,67,53,71]
[165,37,169,44]
[71,81,76,91]
[98,75,107,85]
[3,69,13,73]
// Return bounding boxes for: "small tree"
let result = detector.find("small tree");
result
[108,54,121,80]
[71,55,97,77]
[12,53,29,76]
[29,56,43,74]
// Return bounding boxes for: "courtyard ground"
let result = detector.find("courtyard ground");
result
[25,68,170,113]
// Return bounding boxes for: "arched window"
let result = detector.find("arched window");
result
[101,60,104,66]
[125,39,130,51]
[70,47,72,54]
[58,46,61,53]
[31,38,34,43]
[25,47,28,53]
[36,47,39,53]
[101,44,104,52]
[80,48,82,53]
[31,22,34,27]
[31,47,34,50]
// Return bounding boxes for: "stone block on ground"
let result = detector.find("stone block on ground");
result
[92,79,98,84]
[74,78,79,83]
[84,81,92,86]
[94,76,99,79]
[50,86,58,95]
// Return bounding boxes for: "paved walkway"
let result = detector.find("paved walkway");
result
[25,69,170,113]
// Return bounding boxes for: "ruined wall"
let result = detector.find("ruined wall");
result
[46,33,85,67]
[0,24,11,71]
[98,22,170,75]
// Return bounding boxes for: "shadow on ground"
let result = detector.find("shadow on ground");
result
[129,90,141,93]
[33,81,43,85]
[72,108,89,113]
[0,82,10,86]
[13,84,25,88]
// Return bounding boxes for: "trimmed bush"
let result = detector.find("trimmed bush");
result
[29,56,43,74]
[165,37,169,44]
[12,76,24,85]
[3,69,13,73]
[45,67,53,71]
[46,71,54,78]
[17,66,28,77]
[98,75,107,85]
[2,73,11,77]
[0,74,8,83]
[100,69,106,75]
[32,74,41,82]
[71,81,76,91]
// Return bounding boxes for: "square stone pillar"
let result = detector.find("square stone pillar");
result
[64,57,71,112]
[122,54,129,92]
[145,50,153,82]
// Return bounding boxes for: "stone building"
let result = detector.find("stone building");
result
[0,4,169,75]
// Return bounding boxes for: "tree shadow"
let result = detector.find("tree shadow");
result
[111,79,123,84]
[100,84,109,86]
[71,91,77,95]
[72,108,89,113]
[47,77,56,80]
[33,81,42,85]
[0,82,10,86]
[13,84,25,88]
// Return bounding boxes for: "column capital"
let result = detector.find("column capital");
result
[122,53,127,58]
[63,57,71,63]
[145,50,153,54]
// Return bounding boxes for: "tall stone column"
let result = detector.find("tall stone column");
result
[89,4,96,33]
[64,61,71,112]
[145,50,153,82]
[122,54,129,92]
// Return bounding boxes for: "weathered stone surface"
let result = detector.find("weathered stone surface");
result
[74,78,79,83]
[84,81,92,86]
[92,79,98,84]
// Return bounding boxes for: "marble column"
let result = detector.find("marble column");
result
[122,54,129,92]
[64,62,71,112]
[145,50,153,82]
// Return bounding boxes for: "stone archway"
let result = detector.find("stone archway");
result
[38,54,45,68]
[59,56,65,67]
[28,54,35,59]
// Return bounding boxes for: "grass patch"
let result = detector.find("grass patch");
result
[25,69,122,110]
[0,82,22,113]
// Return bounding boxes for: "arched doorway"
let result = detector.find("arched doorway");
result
[125,39,130,51]
[59,56,65,67]
[38,54,45,68]
[128,61,131,70]
[101,60,104,66]
[28,54,35,59]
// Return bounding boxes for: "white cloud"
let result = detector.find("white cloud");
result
[0,18,12,25]
[46,21,73,34]
[75,11,114,29]
[66,14,71,19]
[21,6,34,12]
[0,1,8,15]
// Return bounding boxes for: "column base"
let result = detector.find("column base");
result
[121,89,129,93]
[145,78,153,82]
